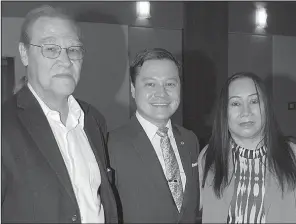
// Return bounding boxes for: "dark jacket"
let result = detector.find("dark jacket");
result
[1,85,118,223]
[108,115,200,223]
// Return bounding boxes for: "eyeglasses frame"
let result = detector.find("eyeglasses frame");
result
[28,43,85,60]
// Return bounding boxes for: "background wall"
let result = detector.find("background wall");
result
[228,33,272,80]
[2,17,26,85]
[2,1,296,137]
[272,36,296,137]
[182,2,229,148]
[1,1,183,30]
[75,23,129,131]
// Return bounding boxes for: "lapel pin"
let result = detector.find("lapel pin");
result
[180,141,185,145]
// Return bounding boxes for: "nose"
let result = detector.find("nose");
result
[241,102,252,117]
[154,84,168,97]
[58,48,72,66]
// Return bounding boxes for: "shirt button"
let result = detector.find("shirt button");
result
[72,214,77,222]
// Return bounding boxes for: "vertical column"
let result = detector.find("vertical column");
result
[182,2,228,148]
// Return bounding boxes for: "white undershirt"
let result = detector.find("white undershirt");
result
[136,111,186,191]
[28,83,105,223]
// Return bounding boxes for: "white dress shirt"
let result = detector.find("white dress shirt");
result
[28,83,105,223]
[136,111,186,191]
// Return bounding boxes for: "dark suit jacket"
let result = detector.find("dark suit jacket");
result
[1,86,118,223]
[107,115,200,223]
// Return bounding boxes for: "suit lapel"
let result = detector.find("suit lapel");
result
[82,105,106,169]
[82,108,115,223]
[82,107,110,187]
[17,86,77,205]
[130,116,195,215]
[172,125,193,217]
[130,116,175,204]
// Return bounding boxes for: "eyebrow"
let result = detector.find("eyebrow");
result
[142,77,178,81]
[39,37,82,45]
[39,37,56,44]
[229,93,258,100]
[142,77,156,81]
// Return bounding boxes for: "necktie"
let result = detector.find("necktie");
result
[157,127,183,212]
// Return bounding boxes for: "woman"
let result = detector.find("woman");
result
[198,72,296,223]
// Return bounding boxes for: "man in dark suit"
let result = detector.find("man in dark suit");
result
[1,5,117,223]
[108,48,200,223]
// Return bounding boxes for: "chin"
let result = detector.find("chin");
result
[239,132,261,139]
[55,86,75,96]
[154,112,173,120]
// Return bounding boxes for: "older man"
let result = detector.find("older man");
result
[1,5,117,223]
[108,48,201,223]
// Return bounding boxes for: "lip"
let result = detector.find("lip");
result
[150,103,170,107]
[239,121,255,127]
[54,73,72,77]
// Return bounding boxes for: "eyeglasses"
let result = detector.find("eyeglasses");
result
[29,44,85,60]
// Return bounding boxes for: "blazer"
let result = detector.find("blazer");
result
[1,85,118,223]
[107,115,201,223]
[198,144,296,223]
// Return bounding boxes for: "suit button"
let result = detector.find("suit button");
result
[72,214,77,222]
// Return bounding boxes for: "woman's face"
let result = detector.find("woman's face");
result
[228,77,265,141]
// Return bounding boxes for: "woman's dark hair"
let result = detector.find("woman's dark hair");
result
[202,72,296,197]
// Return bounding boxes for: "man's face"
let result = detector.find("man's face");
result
[131,59,180,127]
[20,16,83,99]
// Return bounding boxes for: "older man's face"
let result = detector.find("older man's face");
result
[22,16,83,99]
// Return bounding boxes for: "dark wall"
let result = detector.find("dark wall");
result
[228,33,272,80]
[229,1,296,36]
[183,2,228,148]
[2,1,295,139]
[1,1,183,30]
[3,1,296,35]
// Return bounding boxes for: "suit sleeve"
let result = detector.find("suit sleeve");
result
[1,161,7,206]
[107,133,119,187]
[190,131,202,223]
[1,136,11,206]
[107,132,124,223]
[91,106,108,144]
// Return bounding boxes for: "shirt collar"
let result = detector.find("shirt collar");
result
[135,111,173,141]
[27,82,84,128]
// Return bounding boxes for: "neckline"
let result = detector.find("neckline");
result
[231,140,267,160]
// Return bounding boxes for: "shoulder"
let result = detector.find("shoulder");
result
[289,141,296,156]
[174,124,199,141]
[174,124,192,134]
[198,144,209,175]
[174,124,200,152]
[107,122,136,162]
[2,96,23,154]
[108,122,133,143]
[197,144,209,209]
[2,96,19,130]
[198,145,209,167]
[77,99,106,125]
[2,95,17,116]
